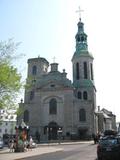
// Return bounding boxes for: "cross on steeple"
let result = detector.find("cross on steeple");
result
[76,6,84,21]
[53,56,56,63]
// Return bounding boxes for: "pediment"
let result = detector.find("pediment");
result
[36,80,69,90]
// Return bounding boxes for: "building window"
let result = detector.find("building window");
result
[5,129,7,133]
[32,79,36,84]
[79,109,86,122]
[83,62,88,79]
[81,36,84,42]
[76,62,79,80]
[32,65,37,75]
[77,91,82,99]
[77,36,80,42]
[24,110,29,123]
[83,91,88,100]
[90,63,93,80]
[30,91,34,100]
[10,116,13,119]
[0,116,3,119]
[49,98,57,115]
[5,116,8,119]
[51,84,55,87]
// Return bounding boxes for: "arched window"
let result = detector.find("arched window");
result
[30,91,34,100]
[83,91,88,100]
[49,98,57,115]
[81,36,84,42]
[77,91,82,99]
[76,62,79,80]
[83,62,88,79]
[90,63,93,80]
[77,36,80,42]
[32,65,37,75]
[24,110,29,123]
[79,109,86,121]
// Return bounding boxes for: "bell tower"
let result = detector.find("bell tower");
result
[72,15,97,134]
[72,17,95,87]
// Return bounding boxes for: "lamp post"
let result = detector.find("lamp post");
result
[57,127,62,144]
[15,119,29,152]
[50,127,52,140]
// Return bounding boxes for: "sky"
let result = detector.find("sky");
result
[0,0,120,122]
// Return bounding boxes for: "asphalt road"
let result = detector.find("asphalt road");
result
[19,143,97,160]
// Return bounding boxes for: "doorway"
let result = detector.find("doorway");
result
[78,128,88,140]
[45,122,60,140]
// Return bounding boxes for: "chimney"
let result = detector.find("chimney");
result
[98,106,100,111]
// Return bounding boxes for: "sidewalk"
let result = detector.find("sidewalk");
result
[0,141,93,160]
[0,146,63,160]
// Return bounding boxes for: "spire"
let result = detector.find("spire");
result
[75,8,88,53]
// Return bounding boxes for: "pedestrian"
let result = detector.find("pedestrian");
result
[28,136,33,150]
[92,133,98,144]
[9,138,14,152]
[24,140,28,151]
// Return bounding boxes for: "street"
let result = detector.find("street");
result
[19,143,97,160]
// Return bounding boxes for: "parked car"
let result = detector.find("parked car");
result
[0,139,4,149]
[97,135,120,160]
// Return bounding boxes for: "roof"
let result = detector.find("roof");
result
[36,71,73,89]
[72,50,94,61]
[28,57,49,65]
[73,79,95,89]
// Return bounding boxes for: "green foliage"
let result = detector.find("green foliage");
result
[0,39,22,109]
[0,38,21,63]
[16,107,24,117]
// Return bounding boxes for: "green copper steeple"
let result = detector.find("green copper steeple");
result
[72,16,95,87]
[72,18,93,60]
[75,19,88,52]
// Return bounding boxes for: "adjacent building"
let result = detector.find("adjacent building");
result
[96,107,116,133]
[0,109,17,139]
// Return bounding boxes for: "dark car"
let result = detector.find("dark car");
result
[97,135,120,160]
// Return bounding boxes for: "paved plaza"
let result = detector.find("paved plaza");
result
[0,141,94,160]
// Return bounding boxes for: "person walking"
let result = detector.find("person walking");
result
[9,138,14,152]
[28,136,33,151]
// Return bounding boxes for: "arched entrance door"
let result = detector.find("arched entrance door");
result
[48,122,58,140]
[44,122,60,140]
[78,127,88,140]
[44,122,62,140]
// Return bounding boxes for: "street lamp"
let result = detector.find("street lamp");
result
[57,127,62,144]
[50,127,52,140]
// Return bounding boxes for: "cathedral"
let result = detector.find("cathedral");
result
[18,17,97,141]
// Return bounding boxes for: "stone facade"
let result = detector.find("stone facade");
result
[18,18,97,141]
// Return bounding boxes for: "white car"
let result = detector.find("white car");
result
[31,142,37,148]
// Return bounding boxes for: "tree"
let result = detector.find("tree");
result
[0,39,22,109]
